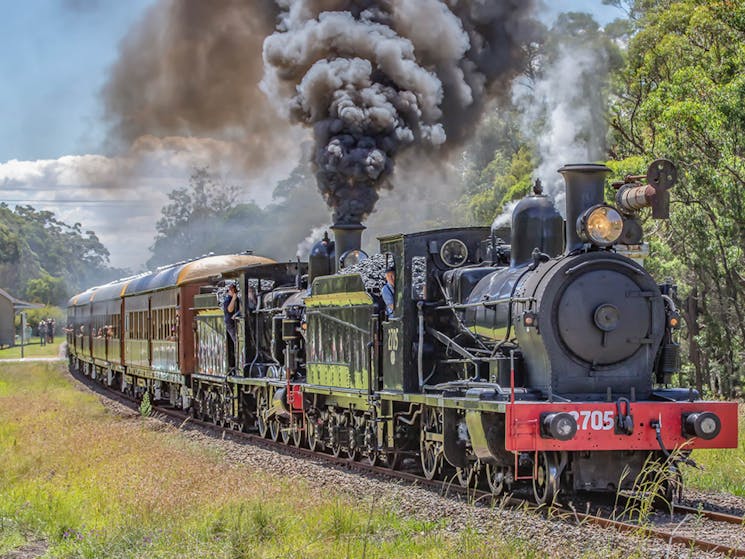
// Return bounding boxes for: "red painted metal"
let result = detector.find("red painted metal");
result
[287,384,304,411]
[505,401,738,452]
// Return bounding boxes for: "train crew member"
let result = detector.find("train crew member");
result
[222,282,241,372]
[382,264,396,318]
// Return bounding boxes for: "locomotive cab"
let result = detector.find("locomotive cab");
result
[377,228,490,392]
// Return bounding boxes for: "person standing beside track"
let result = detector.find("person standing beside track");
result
[38,320,47,346]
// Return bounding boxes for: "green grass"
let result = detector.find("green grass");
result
[685,404,745,497]
[1,362,595,559]
[0,363,740,558]
[0,342,63,359]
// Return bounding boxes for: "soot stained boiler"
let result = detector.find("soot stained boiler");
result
[67,159,737,504]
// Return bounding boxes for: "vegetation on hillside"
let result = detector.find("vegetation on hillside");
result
[147,162,329,268]
[0,205,125,305]
[605,0,745,397]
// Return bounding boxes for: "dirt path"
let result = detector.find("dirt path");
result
[0,357,64,363]
[0,343,66,362]
[0,541,48,559]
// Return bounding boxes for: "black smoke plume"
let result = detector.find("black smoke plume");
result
[262,0,538,224]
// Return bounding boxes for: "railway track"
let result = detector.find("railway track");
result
[70,366,745,558]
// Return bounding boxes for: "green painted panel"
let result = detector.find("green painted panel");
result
[468,325,508,340]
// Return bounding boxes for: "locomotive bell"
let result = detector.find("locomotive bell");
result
[559,163,612,253]
[510,179,563,268]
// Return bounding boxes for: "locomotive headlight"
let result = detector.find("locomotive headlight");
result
[577,205,624,247]
[541,412,578,441]
[339,249,368,269]
[683,412,721,440]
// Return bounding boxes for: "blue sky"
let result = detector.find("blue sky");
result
[0,0,154,162]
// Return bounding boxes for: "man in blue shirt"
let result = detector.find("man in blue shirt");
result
[382,264,396,319]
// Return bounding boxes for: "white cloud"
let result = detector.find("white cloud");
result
[0,136,299,269]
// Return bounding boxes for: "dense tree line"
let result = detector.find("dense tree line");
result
[606,0,745,396]
[147,163,329,269]
[0,204,122,305]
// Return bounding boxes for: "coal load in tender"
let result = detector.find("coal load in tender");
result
[339,253,388,292]
[339,254,427,294]
[411,256,426,288]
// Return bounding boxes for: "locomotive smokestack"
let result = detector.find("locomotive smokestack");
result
[558,163,611,253]
[331,222,365,271]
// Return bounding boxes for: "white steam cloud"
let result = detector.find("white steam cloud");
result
[0,138,295,269]
[512,43,609,219]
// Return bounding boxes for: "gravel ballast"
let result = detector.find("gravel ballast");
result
[85,380,742,559]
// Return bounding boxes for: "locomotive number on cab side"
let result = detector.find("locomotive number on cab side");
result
[387,328,399,365]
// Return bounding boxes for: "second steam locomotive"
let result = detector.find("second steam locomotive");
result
[67,160,737,503]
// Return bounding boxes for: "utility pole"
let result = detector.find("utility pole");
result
[20,311,26,359]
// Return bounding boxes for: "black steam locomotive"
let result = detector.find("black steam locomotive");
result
[67,160,737,503]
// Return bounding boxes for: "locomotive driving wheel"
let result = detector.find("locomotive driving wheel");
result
[256,389,269,438]
[280,421,291,444]
[291,416,305,448]
[328,412,343,458]
[307,414,323,452]
[420,406,444,480]
[533,451,561,505]
[455,460,479,488]
[269,415,281,442]
[485,464,509,496]
[268,390,282,442]
[345,414,362,461]
[363,419,380,466]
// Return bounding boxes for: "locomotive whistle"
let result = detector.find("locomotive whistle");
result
[615,159,677,219]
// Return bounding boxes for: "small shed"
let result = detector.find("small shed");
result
[0,288,42,347]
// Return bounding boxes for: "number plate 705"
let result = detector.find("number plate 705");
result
[568,410,615,431]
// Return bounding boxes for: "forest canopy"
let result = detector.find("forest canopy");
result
[0,204,124,305]
[456,0,745,397]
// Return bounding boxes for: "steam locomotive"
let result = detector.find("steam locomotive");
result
[67,160,737,503]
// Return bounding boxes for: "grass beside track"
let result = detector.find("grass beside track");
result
[0,342,63,359]
[0,363,564,558]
